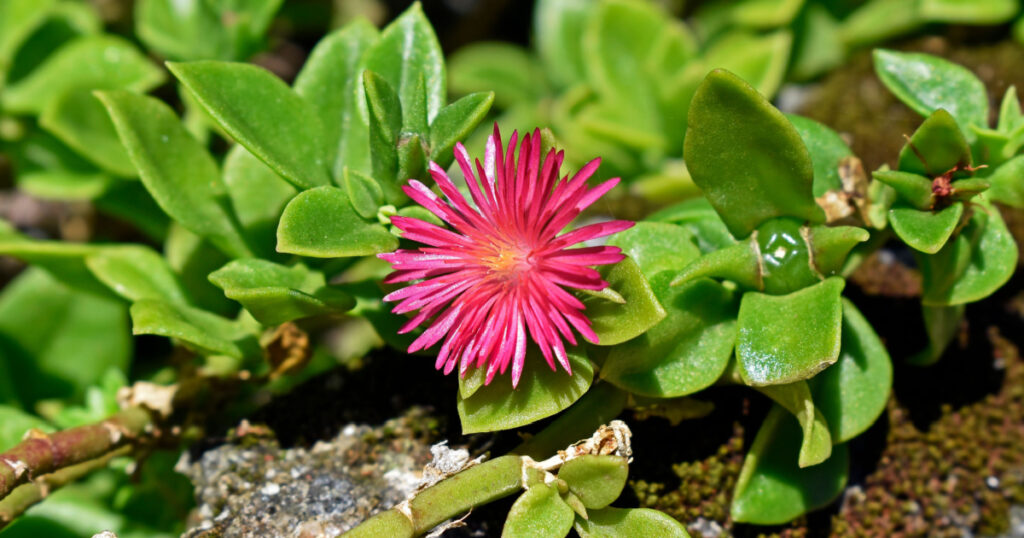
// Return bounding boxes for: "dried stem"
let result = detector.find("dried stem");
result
[0,445,133,528]
[0,406,152,503]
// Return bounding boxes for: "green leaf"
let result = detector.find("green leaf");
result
[909,304,965,365]
[164,223,236,315]
[888,202,964,254]
[0,406,53,451]
[448,43,545,108]
[787,114,853,197]
[574,507,691,538]
[807,225,870,277]
[582,257,666,346]
[601,274,737,398]
[699,30,792,99]
[685,69,823,239]
[840,0,921,47]
[168,60,330,189]
[95,181,171,241]
[730,0,806,27]
[85,246,188,304]
[919,0,1019,23]
[363,3,445,127]
[277,186,398,258]
[0,229,113,296]
[998,86,1022,133]
[39,89,135,177]
[788,3,845,81]
[130,299,254,358]
[919,202,1018,306]
[897,109,972,177]
[558,455,628,509]
[364,70,402,192]
[134,0,230,60]
[2,35,164,114]
[457,349,593,433]
[647,198,736,253]
[736,277,845,386]
[209,259,355,325]
[0,0,55,83]
[987,154,1024,207]
[428,92,495,169]
[873,49,988,133]
[502,484,574,538]
[0,268,130,406]
[97,90,252,259]
[606,222,700,280]
[534,0,591,88]
[292,19,378,176]
[344,168,385,220]
[731,406,848,524]
[872,170,935,210]
[222,145,298,257]
[17,171,112,201]
[755,381,832,467]
[805,299,891,444]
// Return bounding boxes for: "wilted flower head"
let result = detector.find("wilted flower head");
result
[379,125,633,387]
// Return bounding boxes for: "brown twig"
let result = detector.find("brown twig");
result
[0,406,152,503]
[0,445,133,528]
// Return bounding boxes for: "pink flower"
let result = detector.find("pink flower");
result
[379,126,633,387]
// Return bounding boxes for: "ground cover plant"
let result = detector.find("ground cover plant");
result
[0,0,1022,536]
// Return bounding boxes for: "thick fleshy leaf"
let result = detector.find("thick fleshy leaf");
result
[85,246,188,304]
[223,145,297,257]
[276,186,398,258]
[806,299,892,443]
[755,218,820,295]
[96,181,171,241]
[97,90,252,259]
[457,349,593,433]
[448,43,545,108]
[168,60,330,189]
[558,455,628,509]
[888,202,964,254]
[788,3,844,81]
[574,507,691,538]
[130,299,255,358]
[534,0,591,88]
[872,170,935,210]
[873,49,988,133]
[0,0,55,83]
[209,259,354,325]
[736,277,844,386]
[293,19,378,177]
[0,268,130,406]
[364,70,402,193]
[39,90,135,177]
[730,0,806,27]
[428,92,495,169]
[0,228,114,296]
[647,198,736,253]
[840,0,921,47]
[807,225,870,277]
[606,222,700,280]
[787,114,852,196]
[2,35,164,114]
[583,257,666,346]
[699,30,792,99]
[919,202,1017,306]
[0,406,53,451]
[16,170,112,201]
[602,274,737,398]
[344,168,384,220]
[134,0,281,61]
[164,224,236,315]
[502,485,574,538]
[910,304,965,365]
[998,86,1023,133]
[685,69,823,238]
[919,0,1018,23]
[363,3,445,128]
[756,381,832,467]
[731,406,849,524]
[987,154,1024,207]
[897,109,972,176]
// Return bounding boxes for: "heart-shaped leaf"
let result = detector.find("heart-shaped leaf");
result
[457,349,593,433]
[582,257,666,346]
[888,201,963,254]
[502,484,574,538]
[2,35,164,114]
[601,274,737,398]
[558,455,628,509]
[209,259,354,325]
[574,507,691,537]
[731,405,848,524]
[168,60,330,189]
[685,69,823,238]
[277,185,398,258]
[873,49,988,133]
[736,277,844,386]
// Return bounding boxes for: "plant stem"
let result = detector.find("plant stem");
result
[0,445,132,528]
[0,406,152,503]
